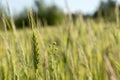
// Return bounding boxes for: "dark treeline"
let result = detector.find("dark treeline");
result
[93,0,120,22]
[0,0,65,29]
[18,1,65,28]
[0,0,120,29]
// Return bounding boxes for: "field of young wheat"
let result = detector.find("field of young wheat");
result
[0,18,120,80]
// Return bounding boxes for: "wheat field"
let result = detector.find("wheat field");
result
[0,14,120,80]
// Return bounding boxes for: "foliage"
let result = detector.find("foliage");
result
[0,2,2,18]
[14,9,29,28]
[34,0,65,26]
[46,5,65,25]
[34,0,47,26]
[93,0,120,21]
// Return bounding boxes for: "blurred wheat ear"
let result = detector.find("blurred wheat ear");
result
[115,0,119,27]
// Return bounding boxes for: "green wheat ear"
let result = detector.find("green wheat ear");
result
[32,31,40,72]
